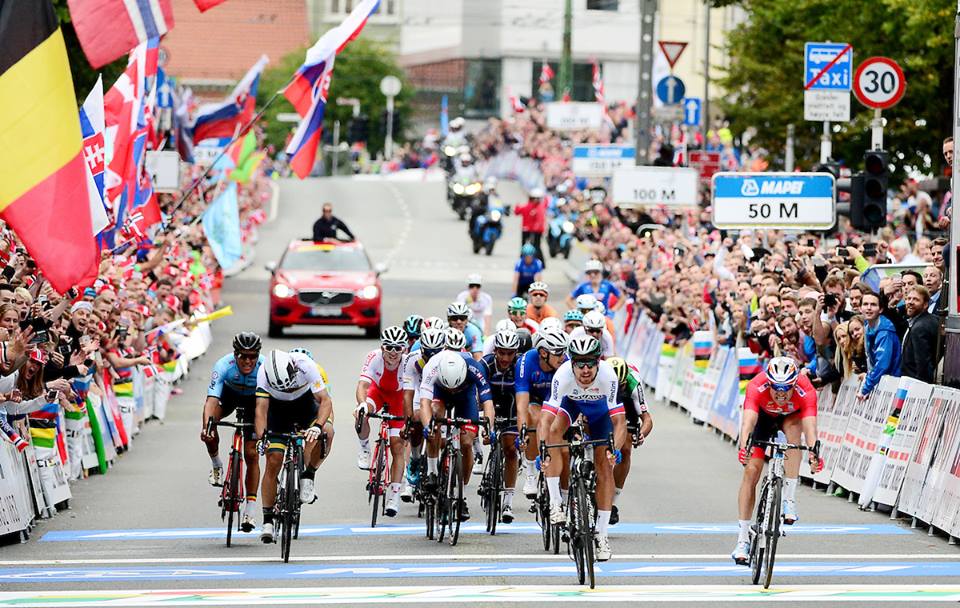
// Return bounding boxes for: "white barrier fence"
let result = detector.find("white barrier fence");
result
[0,322,212,541]
[614,305,960,541]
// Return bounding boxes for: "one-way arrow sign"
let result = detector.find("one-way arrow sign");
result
[658,41,688,69]
[682,97,701,126]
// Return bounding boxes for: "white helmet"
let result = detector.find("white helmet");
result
[575,294,598,311]
[445,327,467,351]
[766,356,800,389]
[529,187,545,198]
[493,329,520,350]
[484,177,498,192]
[265,350,300,392]
[536,327,568,354]
[450,117,465,130]
[539,317,563,333]
[585,259,603,273]
[528,281,549,295]
[436,351,468,389]
[424,316,447,331]
[594,301,606,315]
[582,310,606,330]
[494,318,514,333]
[447,302,471,319]
[467,273,482,286]
[420,327,446,351]
[380,325,407,348]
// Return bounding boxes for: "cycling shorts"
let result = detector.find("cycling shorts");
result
[432,386,479,436]
[748,410,800,460]
[545,397,621,441]
[266,391,319,450]
[366,383,405,437]
[217,386,257,441]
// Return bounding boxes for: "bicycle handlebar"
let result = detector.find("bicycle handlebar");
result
[749,438,820,455]
[366,411,407,422]
[540,431,615,460]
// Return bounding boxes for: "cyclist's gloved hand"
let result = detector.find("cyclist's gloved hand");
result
[305,425,323,442]
[534,455,542,471]
[256,437,268,456]
[515,435,523,450]
[422,427,431,440]
[612,449,622,465]
[738,447,749,465]
[488,428,497,444]
[809,454,824,473]
[355,402,368,418]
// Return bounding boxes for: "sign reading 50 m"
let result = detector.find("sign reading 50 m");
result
[711,172,836,230]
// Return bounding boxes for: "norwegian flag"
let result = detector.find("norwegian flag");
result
[538,61,555,87]
[592,60,605,108]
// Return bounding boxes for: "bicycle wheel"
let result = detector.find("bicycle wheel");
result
[371,439,387,528]
[225,449,242,547]
[762,477,782,589]
[482,446,498,534]
[750,479,769,586]
[536,473,551,551]
[425,493,436,539]
[570,483,586,585]
[580,482,596,590]
[449,449,463,546]
[436,451,450,543]
[281,460,296,563]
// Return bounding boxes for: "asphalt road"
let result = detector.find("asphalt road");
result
[1,174,958,607]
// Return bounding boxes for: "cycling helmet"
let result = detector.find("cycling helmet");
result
[608,357,629,385]
[265,350,300,392]
[563,309,584,322]
[484,177,498,192]
[233,331,261,352]
[420,327,446,351]
[582,310,606,330]
[528,281,549,296]
[494,318,514,333]
[508,297,527,313]
[585,259,603,273]
[594,302,606,315]
[447,302,471,319]
[493,329,520,350]
[290,347,313,360]
[575,294,598,311]
[380,325,407,348]
[403,314,423,338]
[537,327,568,354]
[436,351,468,389]
[567,336,602,359]
[466,273,482,286]
[445,327,467,351]
[539,317,563,333]
[424,316,447,331]
[529,187,545,199]
[766,356,800,391]
[521,244,536,257]
[515,328,534,353]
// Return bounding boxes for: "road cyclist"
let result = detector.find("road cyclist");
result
[606,357,654,526]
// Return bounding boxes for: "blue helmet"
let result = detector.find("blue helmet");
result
[521,244,536,257]
[563,309,584,322]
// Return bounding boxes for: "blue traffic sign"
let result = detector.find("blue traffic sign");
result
[656,76,685,105]
[682,97,701,126]
[804,42,853,90]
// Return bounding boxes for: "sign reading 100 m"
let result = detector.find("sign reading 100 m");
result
[711,172,836,230]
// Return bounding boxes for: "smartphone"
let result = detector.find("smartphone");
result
[823,294,838,308]
[45,390,58,402]
[806,239,816,247]
[863,243,878,257]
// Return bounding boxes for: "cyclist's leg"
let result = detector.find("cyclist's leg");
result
[500,427,519,510]
[542,399,575,508]
[238,396,260,508]
[425,399,445,480]
[261,398,292,531]
[781,412,803,521]
[453,389,479,487]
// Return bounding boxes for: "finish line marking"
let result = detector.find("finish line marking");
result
[1,584,960,605]
[1,553,958,567]
[2,561,960,582]
[39,522,912,542]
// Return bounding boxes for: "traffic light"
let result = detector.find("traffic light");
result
[851,150,888,231]
[348,115,369,143]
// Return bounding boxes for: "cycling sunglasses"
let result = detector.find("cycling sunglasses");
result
[235,351,259,362]
[770,382,794,393]
[382,344,405,353]
[448,315,468,322]
[572,359,599,369]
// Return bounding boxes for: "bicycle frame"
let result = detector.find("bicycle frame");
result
[205,416,254,547]
[365,411,406,528]
[431,415,475,546]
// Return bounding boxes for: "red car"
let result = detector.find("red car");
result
[266,240,384,338]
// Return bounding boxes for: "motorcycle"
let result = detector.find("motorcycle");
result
[449,177,482,221]
[547,214,577,259]
[472,201,507,255]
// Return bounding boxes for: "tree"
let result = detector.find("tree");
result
[256,38,412,156]
[53,0,127,105]
[711,0,953,178]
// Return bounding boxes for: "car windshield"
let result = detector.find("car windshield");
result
[280,244,371,272]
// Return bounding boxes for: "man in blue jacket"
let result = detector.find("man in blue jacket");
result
[858,290,901,401]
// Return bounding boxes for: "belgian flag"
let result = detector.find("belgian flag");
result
[0,0,97,293]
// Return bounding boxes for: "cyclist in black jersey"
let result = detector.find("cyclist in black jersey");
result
[478,329,521,523]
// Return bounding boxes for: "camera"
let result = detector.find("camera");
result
[823,293,838,308]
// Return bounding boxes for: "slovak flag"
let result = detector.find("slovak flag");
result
[80,77,110,236]
[67,0,174,69]
[539,61,555,87]
[192,55,269,143]
[592,60,605,108]
[284,0,381,178]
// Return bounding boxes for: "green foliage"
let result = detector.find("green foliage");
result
[257,38,412,155]
[714,0,953,178]
[52,0,126,105]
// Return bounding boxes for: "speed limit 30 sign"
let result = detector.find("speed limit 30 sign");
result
[853,57,906,109]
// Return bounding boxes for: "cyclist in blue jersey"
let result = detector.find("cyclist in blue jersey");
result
[403,314,423,351]
[513,243,544,298]
[201,332,264,532]
[566,259,623,318]
[515,327,568,498]
[479,329,521,523]
[447,302,483,360]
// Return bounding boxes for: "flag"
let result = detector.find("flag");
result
[194,0,228,11]
[103,43,148,218]
[538,61,554,87]
[0,1,97,292]
[80,77,110,236]
[202,183,242,269]
[173,86,195,163]
[192,55,268,143]
[508,88,525,114]
[284,0,381,178]
[440,95,449,137]
[230,151,266,183]
[592,60,605,108]
[67,0,174,69]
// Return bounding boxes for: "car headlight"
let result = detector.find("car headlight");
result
[466,183,482,195]
[358,285,379,300]
[562,221,575,234]
[490,210,502,222]
[453,183,465,194]
[272,283,295,298]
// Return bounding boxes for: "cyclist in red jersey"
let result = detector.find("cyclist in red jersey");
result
[732,357,823,565]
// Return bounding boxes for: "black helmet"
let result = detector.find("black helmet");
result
[233,332,262,352]
[403,314,423,338]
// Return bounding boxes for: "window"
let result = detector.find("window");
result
[531,61,600,103]
[586,0,618,10]
[463,59,501,118]
[330,0,396,15]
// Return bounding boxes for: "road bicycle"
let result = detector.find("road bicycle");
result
[271,427,327,563]
[747,436,819,588]
[478,417,513,535]
[430,416,476,546]
[362,410,406,528]
[520,425,559,553]
[542,424,613,589]
[205,415,254,547]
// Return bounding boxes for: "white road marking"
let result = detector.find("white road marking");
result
[0,553,956,566]
[381,182,413,268]
[1,584,959,605]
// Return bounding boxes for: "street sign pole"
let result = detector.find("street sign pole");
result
[385,95,395,159]
[636,0,657,165]
[821,120,831,163]
[332,120,341,176]
[945,0,960,387]
[785,123,795,171]
[871,108,883,150]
